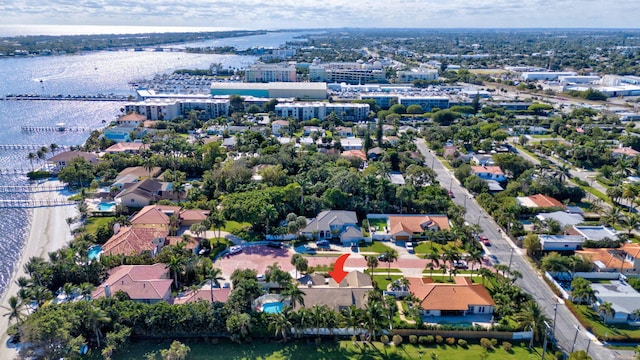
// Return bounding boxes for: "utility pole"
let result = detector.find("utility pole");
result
[552,302,558,339]
[571,325,581,354]
[541,321,552,360]
[508,247,515,272]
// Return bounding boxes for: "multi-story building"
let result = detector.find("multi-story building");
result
[309,61,386,84]
[275,102,370,122]
[398,96,450,111]
[124,98,230,121]
[244,63,297,83]
[396,69,438,83]
[210,82,327,100]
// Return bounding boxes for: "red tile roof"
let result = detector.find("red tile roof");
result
[407,277,495,311]
[179,209,210,222]
[92,264,172,301]
[102,227,168,256]
[130,205,174,226]
[341,150,367,161]
[576,248,631,271]
[388,215,450,235]
[105,142,149,153]
[119,113,147,122]
[173,287,231,304]
[613,146,640,157]
[471,166,504,176]
[528,194,564,208]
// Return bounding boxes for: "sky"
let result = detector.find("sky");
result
[0,0,639,30]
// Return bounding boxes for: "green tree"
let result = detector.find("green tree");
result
[406,104,423,114]
[366,255,379,280]
[291,254,308,279]
[87,305,111,348]
[598,301,615,323]
[382,249,398,280]
[514,300,550,348]
[160,340,191,360]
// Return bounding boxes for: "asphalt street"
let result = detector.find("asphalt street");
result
[415,139,634,359]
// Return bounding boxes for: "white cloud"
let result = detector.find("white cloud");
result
[0,0,638,29]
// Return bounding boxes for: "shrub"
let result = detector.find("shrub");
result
[435,335,443,344]
[409,335,418,345]
[419,336,429,344]
[392,335,403,346]
[480,338,493,350]
[380,334,389,344]
[491,338,498,348]
[502,341,513,352]
[445,337,456,346]
[457,339,468,348]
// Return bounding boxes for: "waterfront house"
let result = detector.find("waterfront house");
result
[294,271,373,311]
[104,142,149,154]
[102,227,168,257]
[117,112,147,126]
[92,264,172,303]
[115,178,182,208]
[407,277,495,317]
[129,205,181,232]
[47,151,98,172]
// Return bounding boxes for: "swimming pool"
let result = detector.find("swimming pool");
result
[88,245,102,260]
[262,302,284,314]
[98,201,116,212]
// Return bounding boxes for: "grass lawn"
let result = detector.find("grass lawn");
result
[436,156,454,170]
[368,218,387,232]
[574,304,640,341]
[366,268,402,274]
[359,242,395,254]
[414,241,464,256]
[85,216,114,235]
[570,179,611,205]
[111,339,544,360]
[373,274,404,291]
[223,220,251,233]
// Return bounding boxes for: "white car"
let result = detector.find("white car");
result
[405,242,414,253]
[229,245,242,255]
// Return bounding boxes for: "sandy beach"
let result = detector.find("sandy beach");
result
[0,179,78,359]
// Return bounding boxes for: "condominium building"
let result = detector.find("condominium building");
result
[398,96,450,111]
[244,63,297,83]
[309,61,386,84]
[275,102,370,121]
[124,98,230,121]
[396,69,438,83]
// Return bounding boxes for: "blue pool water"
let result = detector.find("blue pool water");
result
[88,245,102,260]
[262,302,284,314]
[98,201,116,211]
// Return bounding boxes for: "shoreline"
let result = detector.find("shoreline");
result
[0,179,78,359]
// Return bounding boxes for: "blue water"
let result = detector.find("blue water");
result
[87,245,102,260]
[262,302,284,314]
[0,29,307,298]
[98,201,116,212]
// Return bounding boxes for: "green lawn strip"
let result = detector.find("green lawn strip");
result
[368,218,388,231]
[84,216,114,235]
[373,274,404,291]
[359,241,396,254]
[365,268,403,274]
[223,220,251,233]
[436,156,454,170]
[572,304,640,341]
[570,179,612,205]
[112,339,543,360]
[419,275,484,284]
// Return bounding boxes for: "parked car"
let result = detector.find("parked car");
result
[316,239,330,248]
[267,242,282,249]
[448,190,455,198]
[405,242,414,253]
[256,274,265,281]
[479,236,491,246]
[378,254,392,262]
[229,245,242,255]
[488,255,499,264]
[453,260,468,269]
[351,242,358,252]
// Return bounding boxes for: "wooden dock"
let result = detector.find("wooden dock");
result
[0,199,76,208]
[0,144,70,151]
[0,184,66,193]
[22,126,88,132]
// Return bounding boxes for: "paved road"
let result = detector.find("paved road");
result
[415,139,633,359]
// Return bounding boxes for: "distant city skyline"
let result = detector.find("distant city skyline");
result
[0,0,639,31]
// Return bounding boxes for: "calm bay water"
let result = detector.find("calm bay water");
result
[0,29,306,296]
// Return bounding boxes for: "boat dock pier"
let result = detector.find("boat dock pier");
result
[0,144,70,151]
[0,198,76,209]
[22,125,88,132]
[0,184,66,193]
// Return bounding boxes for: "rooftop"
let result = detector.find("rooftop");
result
[407,277,495,311]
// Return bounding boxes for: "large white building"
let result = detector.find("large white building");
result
[124,98,230,121]
[521,71,577,81]
[244,63,297,83]
[275,102,370,121]
[396,69,438,83]
[398,96,450,111]
[210,82,327,100]
[309,61,386,84]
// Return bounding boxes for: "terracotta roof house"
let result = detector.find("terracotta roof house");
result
[117,112,147,125]
[341,149,367,161]
[115,178,182,208]
[576,248,634,274]
[368,214,450,242]
[92,264,172,303]
[179,208,211,227]
[102,226,168,256]
[407,277,495,317]
[173,286,231,304]
[612,146,640,158]
[300,210,363,244]
[47,151,98,172]
[517,194,565,209]
[295,271,373,311]
[115,166,162,183]
[129,205,181,231]
[105,142,149,154]
[471,166,507,182]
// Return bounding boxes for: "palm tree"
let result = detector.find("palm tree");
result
[310,305,327,340]
[3,296,23,326]
[87,305,111,347]
[366,255,378,280]
[207,267,224,302]
[27,152,37,171]
[382,249,398,280]
[282,284,305,309]
[623,213,640,236]
[166,256,185,290]
[602,206,624,228]
[30,285,53,308]
[466,247,483,278]
[598,302,615,323]
[270,310,292,342]
[209,210,226,241]
[364,301,387,341]
[442,248,460,279]
[341,305,362,342]
[514,300,550,348]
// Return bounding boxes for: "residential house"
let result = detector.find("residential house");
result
[47,151,98,172]
[335,126,353,137]
[575,247,635,273]
[538,235,585,251]
[103,124,137,143]
[173,287,231,304]
[271,120,290,136]
[222,137,237,150]
[340,138,363,150]
[612,146,640,158]
[517,194,565,209]
[367,147,383,160]
[102,227,168,256]
[383,136,399,146]
[407,277,495,317]
[115,178,181,208]
[536,211,584,228]
[471,154,494,166]
[592,281,640,324]
[92,264,172,303]
[388,172,406,185]
[179,208,211,227]
[303,126,322,136]
[368,214,450,242]
[569,225,619,241]
[129,205,181,231]
[104,142,149,154]
[117,112,147,126]
[300,210,363,243]
[294,271,373,311]
[471,166,507,182]
[341,150,367,162]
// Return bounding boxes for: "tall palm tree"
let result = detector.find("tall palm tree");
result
[341,305,362,342]
[207,267,224,302]
[270,310,292,342]
[27,152,37,171]
[364,301,387,341]
[366,255,378,280]
[87,305,111,347]
[166,256,185,290]
[514,300,550,348]
[598,302,615,323]
[282,284,305,309]
[623,213,640,236]
[310,305,327,340]
[466,247,483,278]
[442,248,460,279]
[3,296,23,326]
[382,249,398,280]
